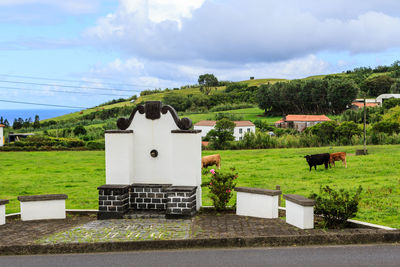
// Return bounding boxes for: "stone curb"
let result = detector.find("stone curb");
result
[0,231,400,256]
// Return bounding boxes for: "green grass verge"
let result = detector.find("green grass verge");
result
[1,145,399,228]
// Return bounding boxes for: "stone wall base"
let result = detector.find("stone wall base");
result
[98,184,197,219]
[97,185,130,220]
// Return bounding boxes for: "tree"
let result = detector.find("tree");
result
[162,93,191,112]
[198,74,218,95]
[335,121,362,144]
[13,118,23,130]
[73,125,87,136]
[207,118,235,149]
[306,121,339,143]
[33,115,40,129]
[390,80,400,93]
[391,60,400,78]
[361,75,394,97]
[351,67,372,85]
[327,78,358,114]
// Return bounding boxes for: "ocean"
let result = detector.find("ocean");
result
[0,109,80,122]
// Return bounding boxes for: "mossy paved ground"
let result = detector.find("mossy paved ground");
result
[37,218,192,244]
[1,213,397,247]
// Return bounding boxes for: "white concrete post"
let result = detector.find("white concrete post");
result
[18,194,68,221]
[0,199,8,225]
[283,194,315,229]
[235,187,281,219]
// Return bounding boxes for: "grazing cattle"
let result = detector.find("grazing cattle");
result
[329,152,347,168]
[201,154,221,169]
[304,153,330,171]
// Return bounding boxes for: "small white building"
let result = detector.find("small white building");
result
[376,94,400,105]
[0,124,4,147]
[194,120,256,141]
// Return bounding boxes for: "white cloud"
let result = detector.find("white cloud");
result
[85,0,400,63]
[86,54,330,91]
[0,0,100,14]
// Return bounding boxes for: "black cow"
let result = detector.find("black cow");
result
[304,153,330,171]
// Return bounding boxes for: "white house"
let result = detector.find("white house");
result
[0,124,4,147]
[194,120,256,141]
[376,94,400,105]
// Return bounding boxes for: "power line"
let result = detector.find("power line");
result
[0,99,86,109]
[0,74,166,88]
[0,79,142,93]
[0,85,132,97]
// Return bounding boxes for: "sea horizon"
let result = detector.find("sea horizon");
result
[0,109,80,123]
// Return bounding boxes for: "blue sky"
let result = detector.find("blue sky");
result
[1,0,400,110]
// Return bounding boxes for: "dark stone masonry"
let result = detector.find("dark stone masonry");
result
[166,186,197,219]
[98,184,197,219]
[97,185,130,220]
[130,184,171,211]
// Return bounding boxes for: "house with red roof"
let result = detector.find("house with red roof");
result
[275,115,330,132]
[194,120,255,141]
[0,124,4,146]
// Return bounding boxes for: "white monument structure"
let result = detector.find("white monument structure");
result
[0,124,4,146]
[98,101,202,219]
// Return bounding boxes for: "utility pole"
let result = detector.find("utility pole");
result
[363,96,367,154]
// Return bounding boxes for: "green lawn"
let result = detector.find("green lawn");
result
[1,145,399,228]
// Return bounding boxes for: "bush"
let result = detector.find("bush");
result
[372,121,400,134]
[213,113,244,121]
[201,168,238,211]
[309,185,363,228]
[73,125,87,136]
[86,140,105,150]
[209,103,254,112]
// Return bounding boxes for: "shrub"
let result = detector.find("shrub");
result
[213,113,244,121]
[73,125,87,136]
[86,140,105,150]
[372,121,400,134]
[201,168,238,211]
[309,185,363,228]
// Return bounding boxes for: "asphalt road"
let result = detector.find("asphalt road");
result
[0,244,399,267]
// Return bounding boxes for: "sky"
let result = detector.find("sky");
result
[1,0,400,110]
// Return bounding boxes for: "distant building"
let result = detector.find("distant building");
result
[376,94,400,105]
[194,120,256,141]
[275,115,331,132]
[8,133,35,143]
[351,101,378,110]
[0,124,4,146]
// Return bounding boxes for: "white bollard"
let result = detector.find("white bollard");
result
[283,194,315,229]
[18,194,68,221]
[0,199,9,225]
[235,187,281,219]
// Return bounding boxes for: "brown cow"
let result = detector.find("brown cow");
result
[201,154,221,169]
[329,152,347,168]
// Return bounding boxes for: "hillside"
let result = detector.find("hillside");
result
[45,78,288,122]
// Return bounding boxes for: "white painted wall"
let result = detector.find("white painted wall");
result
[0,127,4,147]
[234,126,256,140]
[0,204,5,225]
[285,200,314,229]
[105,108,202,210]
[194,125,214,138]
[20,200,66,221]
[105,132,134,185]
[236,191,279,219]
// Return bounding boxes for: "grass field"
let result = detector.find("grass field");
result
[1,145,399,228]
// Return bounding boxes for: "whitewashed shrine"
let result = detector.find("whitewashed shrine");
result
[98,101,202,219]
